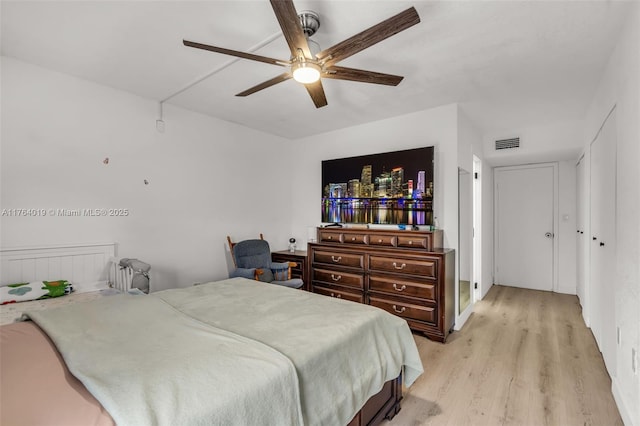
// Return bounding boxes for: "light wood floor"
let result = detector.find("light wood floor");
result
[385,285,623,426]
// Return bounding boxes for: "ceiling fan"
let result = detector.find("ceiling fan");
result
[183,0,420,108]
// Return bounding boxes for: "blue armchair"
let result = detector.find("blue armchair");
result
[227,235,304,289]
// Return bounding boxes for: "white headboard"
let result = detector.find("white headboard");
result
[0,243,118,293]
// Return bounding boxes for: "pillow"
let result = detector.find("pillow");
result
[0,280,73,305]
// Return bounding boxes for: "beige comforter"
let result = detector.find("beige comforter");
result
[26,294,304,426]
[157,278,424,426]
[25,277,423,426]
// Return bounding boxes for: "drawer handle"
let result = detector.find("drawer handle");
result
[408,240,413,245]
[392,283,407,292]
[351,237,356,241]
[378,239,383,243]
[392,262,407,270]
[329,293,341,299]
[392,305,406,314]
[331,274,342,282]
[331,256,342,263]
[328,236,333,240]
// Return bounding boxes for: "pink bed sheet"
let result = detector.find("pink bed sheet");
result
[0,321,115,426]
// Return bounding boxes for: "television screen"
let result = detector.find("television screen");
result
[321,146,434,225]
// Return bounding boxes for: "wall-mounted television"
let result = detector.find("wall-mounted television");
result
[321,146,434,226]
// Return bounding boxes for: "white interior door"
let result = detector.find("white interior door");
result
[576,156,589,325]
[473,156,482,301]
[495,164,555,291]
[589,109,617,375]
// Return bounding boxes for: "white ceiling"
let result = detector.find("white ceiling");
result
[1,1,632,140]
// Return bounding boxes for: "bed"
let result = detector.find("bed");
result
[1,277,423,426]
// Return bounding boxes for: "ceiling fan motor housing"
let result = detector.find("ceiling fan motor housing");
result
[298,10,320,37]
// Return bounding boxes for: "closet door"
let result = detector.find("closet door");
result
[576,156,589,325]
[589,109,617,376]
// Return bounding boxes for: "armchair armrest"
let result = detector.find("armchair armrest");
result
[271,262,294,281]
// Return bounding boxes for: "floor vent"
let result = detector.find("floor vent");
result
[495,137,520,150]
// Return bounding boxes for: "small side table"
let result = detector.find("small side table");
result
[271,250,307,290]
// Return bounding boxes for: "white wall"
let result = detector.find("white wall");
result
[289,103,459,250]
[0,57,294,291]
[483,119,584,167]
[557,160,577,294]
[458,110,496,298]
[581,3,640,425]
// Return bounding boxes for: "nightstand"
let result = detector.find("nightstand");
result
[271,250,307,290]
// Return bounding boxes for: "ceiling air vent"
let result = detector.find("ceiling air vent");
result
[495,137,520,150]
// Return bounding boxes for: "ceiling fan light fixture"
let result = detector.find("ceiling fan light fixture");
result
[292,61,321,84]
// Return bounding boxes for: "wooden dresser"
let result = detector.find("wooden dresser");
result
[308,227,455,342]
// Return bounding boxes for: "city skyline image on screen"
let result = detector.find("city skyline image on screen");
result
[321,146,434,225]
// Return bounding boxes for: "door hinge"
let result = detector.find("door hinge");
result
[474,282,478,289]
[474,172,478,179]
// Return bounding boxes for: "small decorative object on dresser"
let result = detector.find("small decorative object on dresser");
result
[308,227,455,342]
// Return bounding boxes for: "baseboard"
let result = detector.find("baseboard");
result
[553,284,577,295]
[612,377,636,426]
[454,304,474,331]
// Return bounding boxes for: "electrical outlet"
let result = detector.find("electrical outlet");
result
[632,348,638,375]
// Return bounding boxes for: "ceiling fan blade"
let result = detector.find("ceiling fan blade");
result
[183,40,289,67]
[304,80,328,108]
[324,65,404,86]
[236,73,292,97]
[317,7,420,67]
[269,0,312,59]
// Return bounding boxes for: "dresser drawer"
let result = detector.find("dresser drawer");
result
[369,275,436,301]
[369,296,437,325]
[397,235,430,250]
[318,230,343,243]
[313,250,364,269]
[342,233,367,245]
[368,234,397,247]
[314,285,364,303]
[312,268,364,289]
[369,255,438,278]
